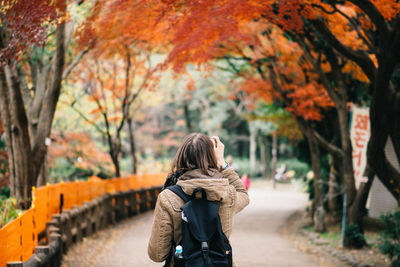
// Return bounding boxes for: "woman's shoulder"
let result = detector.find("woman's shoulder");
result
[157,188,183,212]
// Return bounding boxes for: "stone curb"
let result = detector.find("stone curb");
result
[297,228,370,267]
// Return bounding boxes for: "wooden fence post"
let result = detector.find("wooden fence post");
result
[103,194,114,225]
[49,233,62,266]
[127,189,138,216]
[91,197,102,232]
[60,210,72,253]
[138,189,148,212]
[70,206,82,243]
[115,192,126,222]
[98,195,107,229]
[34,246,51,267]
[149,187,157,209]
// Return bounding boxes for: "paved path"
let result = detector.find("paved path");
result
[62,181,322,267]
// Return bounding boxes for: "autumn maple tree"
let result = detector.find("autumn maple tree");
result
[152,0,400,200]
[145,0,400,243]
[70,0,166,176]
[0,0,68,208]
[0,0,95,207]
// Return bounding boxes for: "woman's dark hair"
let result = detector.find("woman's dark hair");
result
[172,133,218,174]
[163,133,218,189]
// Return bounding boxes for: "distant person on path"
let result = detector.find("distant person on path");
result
[226,154,239,172]
[275,163,287,181]
[240,173,251,190]
[273,163,287,189]
[148,133,250,266]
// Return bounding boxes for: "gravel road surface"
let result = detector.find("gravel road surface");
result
[62,181,322,267]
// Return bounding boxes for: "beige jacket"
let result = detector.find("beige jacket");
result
[148,167,250,264]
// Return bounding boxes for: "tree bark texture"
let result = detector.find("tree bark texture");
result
[249,123,257,176]
[307,126,326,233]
[348,165,375,232]
[271,132,278,178]
[111,152,121,178]
[258,135,268,179]
[327,154,341,214]
[296,118,326,232]
[128,118,137,174]
[0,71,16,197]
[0,16,65,208]
[183,102,192,133]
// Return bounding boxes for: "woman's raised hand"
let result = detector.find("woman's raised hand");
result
[211,136,225,168]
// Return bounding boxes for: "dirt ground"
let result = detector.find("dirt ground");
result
[62,180,337,267]
[283,210,391,267]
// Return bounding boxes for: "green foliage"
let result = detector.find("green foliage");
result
[0,197,23,228]
[231,157,265,177]
[49,158,78,182]
[277,158,311,179]
[49,158,112,182]
[345,223,366,248]
[319,230,341,242]
[232,157,310,178]
[0,187,10,198]
[302,154,330,202]
[378,212,400,267]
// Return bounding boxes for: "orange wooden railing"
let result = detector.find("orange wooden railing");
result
[0,173,165,266]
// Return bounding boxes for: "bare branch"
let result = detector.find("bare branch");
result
[296,117,343,158]
[312,127,343,158]
[331,5,374,52]
[348,0,389,39]
[67,101,106,135]
[311,18,376,82]
[62,48,89,80]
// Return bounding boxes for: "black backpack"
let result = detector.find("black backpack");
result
[165,185,233,267]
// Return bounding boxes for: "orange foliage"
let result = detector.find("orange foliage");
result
[77,0,169,56]
[232,22,334,121]
[72,0,164,131]
[151,0,388,81]
[147,0,387,122]
[371,0,400,20]
[48,131,112,172]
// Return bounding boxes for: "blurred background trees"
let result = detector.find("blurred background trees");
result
[0,0,399,256]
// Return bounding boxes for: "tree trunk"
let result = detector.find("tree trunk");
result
[0,72,16,197]
[110,150,121,177]
[249,123,256,176]
[258,134,268,179]
[309,135,326,232]
[36,153,48,186]
[265,136,272,178]
[127,118,137,174]
[367,61,400,200]
[299,119,326,232]
[271,131,278,178]
[327,154,341,214]
[0,16,65,208]
[3,65,34,209]
[336,105,357,208]
[183,102,192,133]
[348,165,375,232]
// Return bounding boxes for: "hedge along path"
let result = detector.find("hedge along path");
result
[0,173,165,266]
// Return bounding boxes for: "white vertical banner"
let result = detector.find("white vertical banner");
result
[350,105,370,188]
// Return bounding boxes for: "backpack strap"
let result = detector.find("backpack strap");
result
[167,185,191,203]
